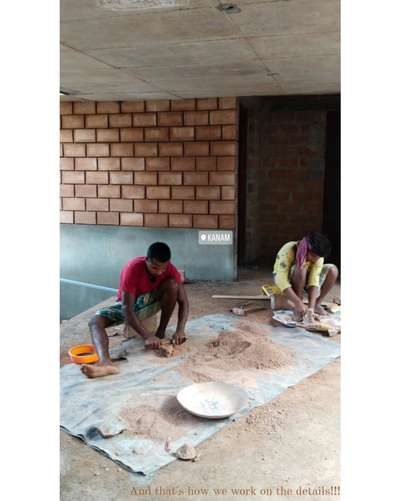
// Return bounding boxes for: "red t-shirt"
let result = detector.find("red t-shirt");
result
[116,256,182,301]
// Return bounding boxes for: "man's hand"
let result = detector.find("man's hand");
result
[144,335,160,350]
[172,330,186,345]
[293,301,307,322]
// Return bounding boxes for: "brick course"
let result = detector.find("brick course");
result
[60,99,238,228]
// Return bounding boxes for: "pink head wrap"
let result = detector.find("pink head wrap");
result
[296,236,311,268]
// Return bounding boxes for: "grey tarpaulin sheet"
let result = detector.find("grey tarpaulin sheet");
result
[60,313,340,478]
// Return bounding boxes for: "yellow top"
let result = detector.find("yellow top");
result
[273,241,324,292]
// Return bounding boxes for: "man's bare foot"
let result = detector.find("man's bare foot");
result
[81,362,119,379]
[314,304,326,316]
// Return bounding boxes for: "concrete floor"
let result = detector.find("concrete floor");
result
[60,268,340,501]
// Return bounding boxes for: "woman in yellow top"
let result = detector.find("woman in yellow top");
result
[273,232,338,320]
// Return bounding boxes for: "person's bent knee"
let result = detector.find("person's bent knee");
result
[329,265,339,279]
[88,315,108,329]
[161,278,179,292]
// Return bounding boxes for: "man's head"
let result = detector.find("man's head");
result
[307,232,332,263]
[146,242,171,276]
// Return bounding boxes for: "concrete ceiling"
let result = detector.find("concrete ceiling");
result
[60,0,340,100]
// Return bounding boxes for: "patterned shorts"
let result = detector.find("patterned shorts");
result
[290,263,336,289]
[95,291,161,326]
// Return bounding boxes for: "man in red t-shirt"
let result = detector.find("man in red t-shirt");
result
[81,242,189,378]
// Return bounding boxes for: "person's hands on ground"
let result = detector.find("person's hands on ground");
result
[293,302,307,322]
[172,330,186,345]
[144,335,160,349]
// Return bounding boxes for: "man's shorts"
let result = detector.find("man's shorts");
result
[290,263,336,289]
[95,291,161,326]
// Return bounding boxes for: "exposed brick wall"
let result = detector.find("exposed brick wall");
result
[241,97,328,265]
[60,98,238,229]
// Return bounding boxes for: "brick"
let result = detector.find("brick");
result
[184,142,209,157]
[75,185,97,198]
[60,130,73,143]
[60,144,63,157]
[171,186,195,200]
[133,113,157,127]
[110,171,133,184]
[159,143,183,157]
[64,144,85,157]
[210,172,235,185]
[145,100,170,112]
[120,128,143,142]
[60,210,73,223]
[144,214,168,227]
[210,142,237,156]
[219,215,235,228]
[169,214,192,227]
[135,143,158,157]
[73,102,96,114]
[122,186,145,199]
[97,212,119,225]
[146,186,170,199]
[121,101,144,113]
[222,125,237,140]
[60,184,74,197]
[159,172,182,185]
[62,115,84,129]
[109,114,132,128]
[98,157,120,171]
[183,172,208,185]
[122,157,145,171]
[134,200,158,213]
[195,126,221,141]
[86,114,108,128]
[62,171,84,184]
[62,197,85,211]
[86,171,108,184]
[110,143,134,157]
[217,156,236,171]
[158,112,183,127]
[144,127,169,142]
[75,211,96,224]
[193,215,218,228]
[74,129,95,142]
[60,102,73,115]
[120,213,144,226]
[197,98,218,110]
[60,158,74,171]
[171,99,196,111]
[210,110,236,125]
[110,199,133,211]
[97,101,120,114]
[159,200,182,213]
[196,157,216,171]
[184,200,208,214]
[86,143,109,157]
[98,185,120,198]
[75,158,97,171]
[86,198,109,211]
[221,186,235,200]
[209,201,235,214]
[218,97,237,110]
[184,111,209,126]
[97,129,119,142]
[170,127,194,141]
[171,157,195,171]
[134,172,157,185]
[146,158,170,171]
[196,186,220,200]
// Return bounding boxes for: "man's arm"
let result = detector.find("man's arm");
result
[122,292,160,348]
[173,283,189,344]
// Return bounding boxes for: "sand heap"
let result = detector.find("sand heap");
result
[181,328,292,372]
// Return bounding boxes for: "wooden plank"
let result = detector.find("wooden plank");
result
[212,294,270,300]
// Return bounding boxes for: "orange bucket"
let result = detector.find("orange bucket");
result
[68,344,99,364]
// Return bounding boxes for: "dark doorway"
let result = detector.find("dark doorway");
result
[237,105,247,265]
[322,111,341,269]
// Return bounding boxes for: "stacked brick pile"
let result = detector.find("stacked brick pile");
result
[60,98,238,229]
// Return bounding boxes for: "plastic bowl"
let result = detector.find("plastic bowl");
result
[68,344,99,364]
[177,382,248,419]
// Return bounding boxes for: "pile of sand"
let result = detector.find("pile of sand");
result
[181,328,292,372]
